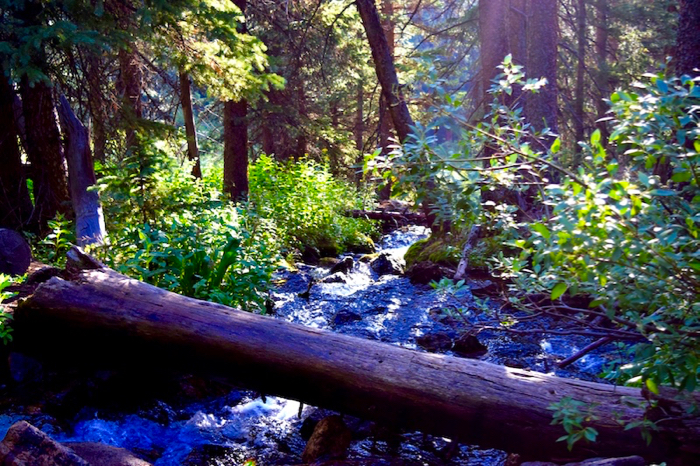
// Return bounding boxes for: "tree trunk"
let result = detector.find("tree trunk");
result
[356,0,414,143]
[117,47,143,151]
[179,69,202,178]
[377,0,396,201]
[223,100,249,201]
[594,0,611,144]
[478,0,509,103]
[57,96,107,247]
[86,54,107,163]
[354,81,365,185]
[20,78,72,232]
[0,72,33,231]
[675,0,700,77]
[524,0,558,136]
[223,0,249,201]
[573,0,586,166]
[13,253,700,465]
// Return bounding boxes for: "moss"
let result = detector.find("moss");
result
[404,235,463,268]
[344,231,376,254]
[404,238,429,267]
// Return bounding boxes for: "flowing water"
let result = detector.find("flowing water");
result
[0,226,617,465]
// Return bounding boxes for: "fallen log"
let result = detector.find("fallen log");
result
[347,209,428,226]
[12,249,700,464]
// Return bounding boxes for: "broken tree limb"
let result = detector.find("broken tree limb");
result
[454,224,483,281]
[12,250,700,464]
[347,210,428,226]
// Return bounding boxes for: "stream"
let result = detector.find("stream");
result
[0,226,618,465]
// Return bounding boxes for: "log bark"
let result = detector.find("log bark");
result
[57,95,107,247]
[13,252,700,464]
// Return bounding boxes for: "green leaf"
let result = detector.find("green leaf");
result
[590,129,601,146]
[532,223,551,240]
[671,171,692,183]
[551,282,568,300]
[550,138,561,154]
[645,378,659,395]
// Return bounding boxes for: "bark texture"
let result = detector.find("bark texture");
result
[57,95,107,246]
[675,0,700,77]
[13,253,700,465]
[20,79,71,231]
[524,0,558,135]
[179,70,202,178]
[356,0,414,143]
[0,72,33,230]
[223,0,249,201]
[223,100,249,201]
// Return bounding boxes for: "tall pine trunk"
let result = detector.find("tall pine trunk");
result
[223,0,249,201]
[0,72,33,230]
[573,0,586,166]
[224,100,249,201]
[675,0,700,77]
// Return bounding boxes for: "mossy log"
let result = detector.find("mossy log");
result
[12,248,700,464]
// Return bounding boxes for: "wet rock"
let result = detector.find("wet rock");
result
[405,262,453,285]
[320,257,341,268]
[0,228,31,276]
[64,442,152,466]
[503,358,527,369]
[0,420,90,465]
[415,333,453,353]
[302,246,321,265]
[452,334,488,358]
[8,352,43,383]
[332,309,362,327]
[329,257,354,275]
[370,252,405,276]
[182,444,247,465]
[321,273,348,284]
[302,415,352,463]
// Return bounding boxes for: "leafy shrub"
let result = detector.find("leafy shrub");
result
[96,136,279,313]
[0,274,16,344]
[30,213,76,267]
[391,59,700,395]
[248,155,379,255]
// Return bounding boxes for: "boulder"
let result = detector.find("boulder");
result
[452,334,488,359]
[0,421,89,465]
[302,415,352,463]
[405,262,453,285]
[329,257,354,275]
[370,252,404,276]
[0,229,31,276]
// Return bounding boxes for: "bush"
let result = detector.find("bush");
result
[248,155,379,255]
[391,60,700,395]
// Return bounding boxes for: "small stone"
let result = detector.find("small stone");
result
[415,333,453,353]
[452,334,488,358]
[370,252,405,276]
[567,456,646,466]
[332,309,362,327]
[329,257,354,275]
[302,415,352,463]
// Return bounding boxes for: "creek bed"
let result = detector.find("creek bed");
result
[0,226,618,465]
